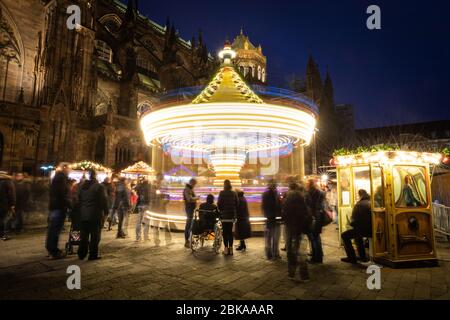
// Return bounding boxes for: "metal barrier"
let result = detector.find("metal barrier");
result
[433,203,450,240]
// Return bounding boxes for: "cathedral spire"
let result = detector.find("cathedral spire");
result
[306,55,322,103]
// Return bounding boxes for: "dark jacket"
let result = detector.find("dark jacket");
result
[262,187,281,225]
[15,180,31,212]
[183,183,197,211]
[218,189,239,220]
[49,171,71,212]
[282,189,312,236]
[101,182,114,208]
[78,179,109,222]
[351,195,372,238]
[0,173,16,214]
[113,182,130,210]
[198,202,219,230]
[235,194,251,240]
[136,181,151,206]
[305,187,325,233]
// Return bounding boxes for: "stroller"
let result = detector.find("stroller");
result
[65,205,82,255]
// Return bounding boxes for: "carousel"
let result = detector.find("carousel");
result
[333,149,442,267]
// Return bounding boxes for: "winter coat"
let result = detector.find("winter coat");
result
[305,187,325,234]
[0,173,16,214]
[101,182,114,209]
[113,182,130,210]
[282,189,312,236]
[261,187,281,226]
[136,181,151,206]
[183,183,197,211]
[15,180,31,212]
[78,179,109,222]
[350,195,372,238]
[198,202,219,230]
[235,195,251,240]
[49,171,71,212]
[218,189,239,220]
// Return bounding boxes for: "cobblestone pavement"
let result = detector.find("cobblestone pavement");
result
[1,216,450,300]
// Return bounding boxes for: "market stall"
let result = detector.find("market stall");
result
[120,161,155,181]
[50,160,112,182]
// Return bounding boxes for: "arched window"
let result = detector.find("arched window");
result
[239,66,244,75]
[248,67,253,78]
[262,68,266,83]
[95,40,113,63]
[257,65,262,80]
[136,54,157,73]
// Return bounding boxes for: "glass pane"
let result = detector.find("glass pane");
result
[353,166,371,205]
[372,167,384,208]
[339,168,351,206]
[393,166,428,207]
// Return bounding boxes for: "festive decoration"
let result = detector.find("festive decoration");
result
[70,160,111,172]
[333,144,400,157]
[121,161,155,175]
[334,150,442,167]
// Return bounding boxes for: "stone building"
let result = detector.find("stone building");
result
[231,29,266,84]
[0,0,214,174]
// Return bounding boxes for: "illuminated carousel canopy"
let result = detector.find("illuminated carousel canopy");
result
[140,41,317,186]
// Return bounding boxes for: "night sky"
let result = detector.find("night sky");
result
[131,0,450,129]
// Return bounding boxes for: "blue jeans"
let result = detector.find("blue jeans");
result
[286,230,309,278]
[308,232,323,263]
[135,205,150,241]
[184,206,195,241]
[45,209,66,256]
[265,222,281,259]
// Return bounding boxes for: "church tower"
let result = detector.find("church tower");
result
[231,29,267,84]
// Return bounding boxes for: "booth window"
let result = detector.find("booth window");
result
[393,166,428,208]
[372,167,384,208]
[339,168,351,206]
[353,166,371,205]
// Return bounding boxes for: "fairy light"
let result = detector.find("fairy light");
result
[334,151,442,166]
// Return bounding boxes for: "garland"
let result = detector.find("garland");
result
[71,160,110,172]
[333,144,399,157]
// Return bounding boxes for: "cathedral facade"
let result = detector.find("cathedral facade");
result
[0,0,213,174]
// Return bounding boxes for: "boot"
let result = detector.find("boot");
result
[229,246,233,255]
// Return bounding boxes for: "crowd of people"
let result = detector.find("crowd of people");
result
[0,171,31,240]
[2,161,373,282]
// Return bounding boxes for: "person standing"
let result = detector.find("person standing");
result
[218,180,239,255]
[262,179,282,260]
[0,171,16,241]
[135,178,151,242]
[183,178,199,248]
[341,189,372,264]
[282,181,312,281]
[235,190,251,251]
[101,177,114,229]
[306,179,325,264]
[113,177,130,239]
[77,169,109,260]
[13,173,30,233]
[46,163,71,259]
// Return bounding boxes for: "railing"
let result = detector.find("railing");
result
[433,203,450,240]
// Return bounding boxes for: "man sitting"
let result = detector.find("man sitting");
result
[341,189,372,264]
[198,194,219,231]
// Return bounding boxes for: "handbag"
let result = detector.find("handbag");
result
[321,209,333,227]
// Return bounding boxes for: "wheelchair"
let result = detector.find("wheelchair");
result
[190,208,223,254]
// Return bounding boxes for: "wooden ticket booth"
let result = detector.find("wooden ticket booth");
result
[334,151,441,267]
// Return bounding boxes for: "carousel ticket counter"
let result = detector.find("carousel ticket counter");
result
[334,151,442,267]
